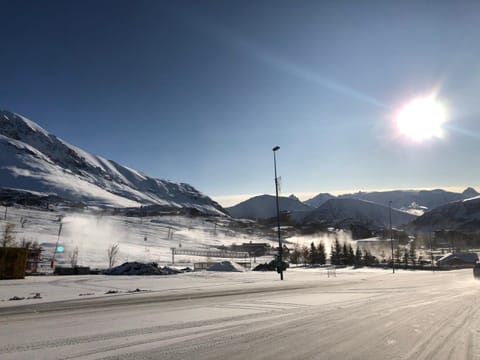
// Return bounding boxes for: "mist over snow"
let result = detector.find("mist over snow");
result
[2,206,274,269]
[285,230,353,257]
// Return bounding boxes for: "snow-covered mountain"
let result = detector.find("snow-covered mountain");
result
[409,196,480,233]
[338,188,478,213]
[304,188,479,215]
[227,194,417,228]
[303,198,417,229]
[0,110,225,214]
[226,194,312,219]
[304,193,336,208]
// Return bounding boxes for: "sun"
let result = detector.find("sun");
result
[396,96,446,142]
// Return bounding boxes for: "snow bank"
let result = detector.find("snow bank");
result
[207,261,245,272]
[104,262,181,275]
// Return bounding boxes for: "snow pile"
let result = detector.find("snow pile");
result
[207,261,245,272]
[104,262,181,275]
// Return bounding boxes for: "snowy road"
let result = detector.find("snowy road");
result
[1,268,479,359]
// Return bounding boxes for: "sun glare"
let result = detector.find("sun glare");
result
[396,96,446,142]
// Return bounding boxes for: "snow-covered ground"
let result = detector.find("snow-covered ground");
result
[0,267,380,308]
[1,268,479,359]
[3,205,480,359]
[1,205,274,269]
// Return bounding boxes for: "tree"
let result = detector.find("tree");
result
[346,243,355,266]
[19,238,36,250]
[354,246,363,268]
[317,241,326,265]
[331,238,342,265]
[403,248,409,269]
[380,250,386,263]
[309,242,317,266]
[2,223,16,247]
[301,244,309,266]
[289,243,301,265]
[69,246,79,268]
[409,242,417,268]
[342,242,348,265]
[394,246,402,265]
[363,249,377,266]
[107,243,120,269]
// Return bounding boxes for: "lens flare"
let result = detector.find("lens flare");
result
[396,96,446,142]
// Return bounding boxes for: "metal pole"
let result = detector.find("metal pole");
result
[431,233,435,273]
[273,146,283,280]
[389,201,395,274]
[51,222,63,269]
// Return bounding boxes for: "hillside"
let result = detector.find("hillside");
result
[338,188,478,213]
[0,110,225,214]
[409,196,480,233]
[304,193,336,208]
[303,198,417,229]
[226,194,312,219]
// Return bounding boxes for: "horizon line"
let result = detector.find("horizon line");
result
[211,185,477,207]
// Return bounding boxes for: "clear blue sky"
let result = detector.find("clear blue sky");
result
[2,0,480,206]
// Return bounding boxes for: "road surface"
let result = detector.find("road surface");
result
[1,269,479,359]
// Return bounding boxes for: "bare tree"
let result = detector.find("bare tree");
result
[19,238,32,249]
[107,243,119,269]
[69,246,79,268]
[2,223,16,247]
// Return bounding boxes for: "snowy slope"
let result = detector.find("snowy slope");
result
[303,198,417,229]
[226,194,312,219]
[0,205,271,269]
[409,196,480,232]
[304,193,336,208]
[0,110,225,214]
[338,188,478,214]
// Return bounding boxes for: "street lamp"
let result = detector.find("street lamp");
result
[389,201,395,274]
[272,146,284,280]
[51,216,63,269]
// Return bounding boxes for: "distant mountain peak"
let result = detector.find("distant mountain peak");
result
[288,194,300,201]
[304,192,336,208]
[462,187,478,198]
[226,194,311,219]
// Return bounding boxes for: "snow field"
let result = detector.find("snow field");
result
[0,205,274,269]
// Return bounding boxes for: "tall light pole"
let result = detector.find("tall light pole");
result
[51,216,63,269]
[389,201,395,274]
[272,146,284,280]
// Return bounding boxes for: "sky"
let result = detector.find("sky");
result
[2,0,480,207]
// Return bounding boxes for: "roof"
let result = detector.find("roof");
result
[436,252,478,265]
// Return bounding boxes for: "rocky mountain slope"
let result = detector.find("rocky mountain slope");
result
[0,110,225,214]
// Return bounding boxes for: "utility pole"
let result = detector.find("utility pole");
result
[273,146,284,280]
[431,232,435,273]
[51,220,63,269]
[389,201,395,274]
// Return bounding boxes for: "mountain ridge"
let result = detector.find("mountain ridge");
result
[0,110,225,214]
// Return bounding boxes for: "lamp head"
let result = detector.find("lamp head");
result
[272,146,280,151]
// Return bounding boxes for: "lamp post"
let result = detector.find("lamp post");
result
[51,217,63,269]
[272,146,284,280]
[389,201,395,274]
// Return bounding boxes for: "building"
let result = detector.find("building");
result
[436,252,479,268]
